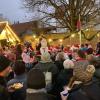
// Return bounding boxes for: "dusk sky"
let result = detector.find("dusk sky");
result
[0,0,32,23]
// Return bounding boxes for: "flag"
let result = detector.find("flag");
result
[77,14,81,30]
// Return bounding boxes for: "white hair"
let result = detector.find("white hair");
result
[63,59,74,69]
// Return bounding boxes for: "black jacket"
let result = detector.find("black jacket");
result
[52,69,73,100]
[54,60,64,72]
[34,61,58,83]
[0,76,9,100]
[7,74,27,100]
[26,93,56,100]
[68,81,100,100]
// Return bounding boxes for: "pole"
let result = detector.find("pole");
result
[77,14,82,46]
[79,30,82,46]
[69,30,71,46]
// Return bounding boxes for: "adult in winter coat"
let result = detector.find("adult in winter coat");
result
[7,61,27,100]
[26,69,56,100]
[61,65,100,100]
[0,56,12,100]
[34,52,58,92]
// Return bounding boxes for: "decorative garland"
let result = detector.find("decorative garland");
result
[63,35,71,40]
[20,30,99,42]
[81,30,99,41]
[50,31,99,42]
[40,34,71,42]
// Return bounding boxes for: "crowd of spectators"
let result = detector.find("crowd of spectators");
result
[0,41,100,100]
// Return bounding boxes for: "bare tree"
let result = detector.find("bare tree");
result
[22,0,100,32]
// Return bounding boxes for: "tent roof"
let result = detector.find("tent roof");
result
[0,22,20,42]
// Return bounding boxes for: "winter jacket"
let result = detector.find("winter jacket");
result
[52,69,73,100]
[7,74,27,100]
[68,80,100,100]
[26,92,56,100]
[94,68,100,79]
[34,61,58,93]
[0,76,9,100]
[34,61,58,83]
[54,60,64,72]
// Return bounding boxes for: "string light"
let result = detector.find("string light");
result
[97,34,100,37]
[33,35,36,38]
[71,34,75,38]
[59,39,63,42]
[48,39,52,42]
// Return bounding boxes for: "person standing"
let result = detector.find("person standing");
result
[0,55,12,100]
[22,47,33,71]
[26,69,56,100]
[7,61,27,100]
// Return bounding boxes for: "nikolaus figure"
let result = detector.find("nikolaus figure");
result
[40,37,48,55]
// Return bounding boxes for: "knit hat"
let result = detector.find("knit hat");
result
[27,69,46,89]
[73,65,95,82]
[0,55,11,72]
[63,59,74,69]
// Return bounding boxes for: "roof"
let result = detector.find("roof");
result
[11,21,56,36]
[11,21,38,35]
[0,23,6,33]
[33,27,56,32]
[0,22,20,42]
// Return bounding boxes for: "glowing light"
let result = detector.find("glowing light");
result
[7,40,9,42]
[0,21,20,43]
[59,39,63,42]
[33,35,36,38]
[35,38,39,41]
[71,34,75,38]
[86,29,89,31]
[48,39,52,42]
[0,30,7,39]
[97,34,100,37]
[9,38,14,42]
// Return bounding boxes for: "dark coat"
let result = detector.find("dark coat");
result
[94,56,100,80]
[52,69,73,100]
[68,81,100,100]
[0,76,9,100]
[92,56,100,84]
[94,68,100,80]
[7,74,27,100]
[34,61,59,93]
[26,93,56,100]
[34,61,58,83]
[54,60,64,72]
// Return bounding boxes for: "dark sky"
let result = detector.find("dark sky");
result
[0,0,32,23]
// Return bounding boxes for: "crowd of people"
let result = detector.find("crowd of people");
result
[0,39,100,100]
